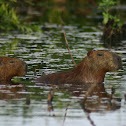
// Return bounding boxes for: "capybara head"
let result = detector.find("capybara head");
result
[86,50,122,72]
[74,50,122,83]
[0,57,27,81]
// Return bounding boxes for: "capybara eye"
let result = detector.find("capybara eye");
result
[97,53,104,56]
[10,61,15,63]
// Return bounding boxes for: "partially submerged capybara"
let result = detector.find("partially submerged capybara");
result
[35,50,122,84]
[0,57,27,81]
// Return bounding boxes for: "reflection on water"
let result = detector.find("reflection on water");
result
[0,82,25,100]
[0,24,126,126]
[44,83,121,113]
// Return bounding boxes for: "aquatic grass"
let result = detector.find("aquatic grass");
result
[98,0,122,27]
[0,2,41,32]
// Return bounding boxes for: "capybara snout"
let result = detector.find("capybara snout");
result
[0,57,27,81]
[112,53,122,70]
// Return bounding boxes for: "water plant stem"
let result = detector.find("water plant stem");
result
[60,17,76,65]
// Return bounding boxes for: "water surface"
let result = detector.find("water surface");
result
[0,23,126,126]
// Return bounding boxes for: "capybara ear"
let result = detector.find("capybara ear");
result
[87,50,93,56]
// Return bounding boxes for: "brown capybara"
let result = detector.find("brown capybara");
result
[35,50,122,84]
[0,57,27,81]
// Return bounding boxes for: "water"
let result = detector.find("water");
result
[0,23,126,126]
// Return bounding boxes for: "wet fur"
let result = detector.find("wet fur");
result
[36,50,122,84]
[0,57,27,81]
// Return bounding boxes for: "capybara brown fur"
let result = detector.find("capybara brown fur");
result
[35,50,122,84]
[0,57,27,81]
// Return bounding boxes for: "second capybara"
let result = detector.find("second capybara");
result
[0,57,27,81]
[35,50,122,84]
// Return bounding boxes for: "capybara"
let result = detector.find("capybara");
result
[35,50,122,84]
[0,57,27,81]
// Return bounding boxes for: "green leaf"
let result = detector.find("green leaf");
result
[103,12,109,24]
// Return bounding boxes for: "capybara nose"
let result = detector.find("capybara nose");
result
[114,55,122,70]
[25,64,28,72]
[117,56,122,69]
[118,58,123,69]
[22,62,27,73]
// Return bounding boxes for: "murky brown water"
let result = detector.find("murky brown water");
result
[0,23,126,126]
